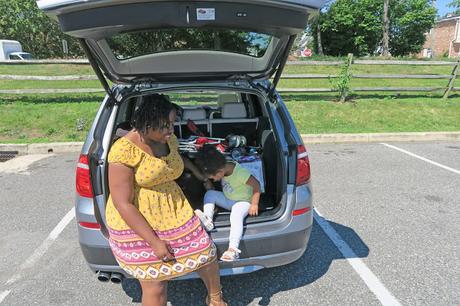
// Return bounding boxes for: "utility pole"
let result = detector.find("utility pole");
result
[382,0,390,56]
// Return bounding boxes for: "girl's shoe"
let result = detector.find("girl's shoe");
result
[194,209,214,231]
[220,248,241,262]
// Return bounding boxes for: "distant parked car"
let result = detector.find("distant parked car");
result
[0,40,33,60]
[8,52,33,60]
[38,0,326,283]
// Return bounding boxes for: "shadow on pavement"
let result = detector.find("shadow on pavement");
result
[121,218,369,305]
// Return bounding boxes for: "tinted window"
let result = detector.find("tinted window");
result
[106,28,272,60]
[21,53,33,60]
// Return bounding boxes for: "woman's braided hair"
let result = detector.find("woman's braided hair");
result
[132,94,173,134]
[195,144,227,176]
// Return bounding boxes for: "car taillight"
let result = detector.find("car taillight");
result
[78,221,101,229]
[76,154,93,198]
[292,207,311,216]
[296,145,311,186]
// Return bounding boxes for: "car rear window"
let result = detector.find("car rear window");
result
[106,28,272,60]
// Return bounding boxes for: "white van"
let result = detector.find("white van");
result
[0,40,33,60]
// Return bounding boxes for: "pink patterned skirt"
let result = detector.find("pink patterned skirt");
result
[108,215,217,281]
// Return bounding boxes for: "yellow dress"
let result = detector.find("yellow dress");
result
[105,134,216,281]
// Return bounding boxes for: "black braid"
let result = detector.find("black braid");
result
[132,94,173,134]
[195,144,227,176]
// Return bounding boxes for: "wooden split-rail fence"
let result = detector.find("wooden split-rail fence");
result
[0,56,459,99]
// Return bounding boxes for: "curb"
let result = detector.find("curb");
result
[301,131,460,144]
[0,142,84,155]
[1,132,460,155]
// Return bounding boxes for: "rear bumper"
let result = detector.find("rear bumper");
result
[79,184,313,279]
[80,225,311,279]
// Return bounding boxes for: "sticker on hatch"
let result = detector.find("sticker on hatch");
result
[197,8,215,20]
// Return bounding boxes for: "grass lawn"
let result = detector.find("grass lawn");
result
[0,79,102,89]
[0,94,102,143]
[283,64,455,75]
[1,62,459,143]
[277,78,451,89]
[1,93,459,143]
[0,63,457,94]
[0,62,455,76]
[0,64,94,76]
[1,77,453,94]
[283,93,460,134]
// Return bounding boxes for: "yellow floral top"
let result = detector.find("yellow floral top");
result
[105,134,194,231]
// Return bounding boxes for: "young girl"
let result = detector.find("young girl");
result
[194,145,261,262]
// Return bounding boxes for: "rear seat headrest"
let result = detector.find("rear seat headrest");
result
[182,108,207,121]
[221,103,247,119]
[218,93,240,107]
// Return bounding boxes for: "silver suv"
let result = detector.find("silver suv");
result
[39,0,325,283]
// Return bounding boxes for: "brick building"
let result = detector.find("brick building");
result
[420,15,460,58]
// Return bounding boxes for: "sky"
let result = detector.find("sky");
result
[323,1,455,17]
[436,0,453,17]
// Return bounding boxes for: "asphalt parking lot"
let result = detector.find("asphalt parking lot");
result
[0,141,459,306]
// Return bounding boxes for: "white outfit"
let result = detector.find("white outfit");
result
[203,190,250,250]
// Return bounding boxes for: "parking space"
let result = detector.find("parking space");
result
[381,142,460,171]
[0,142,458,305]
[309,142,460,305]
[0,154,76,286]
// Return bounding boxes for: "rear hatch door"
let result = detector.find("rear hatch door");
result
[38,0,326,85]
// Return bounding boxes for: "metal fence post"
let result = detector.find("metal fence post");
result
[443,60,460,99]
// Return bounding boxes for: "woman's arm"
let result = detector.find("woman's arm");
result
[109,163,174,260]
[181,154,206,181]
[246,175,261,216]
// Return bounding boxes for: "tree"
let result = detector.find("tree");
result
[389,0,437,56]
[0,0,83,58]
[108,29,267,60]
[448,0,460,14]
[312,0,436,57]
[316,22,324,56]
[382,0,390,56]
[312,0,383,56]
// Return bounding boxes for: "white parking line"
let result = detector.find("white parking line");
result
[0,291,11,304]
[314,208,402,306]
[0,208,75,304]
[381,143,460,175]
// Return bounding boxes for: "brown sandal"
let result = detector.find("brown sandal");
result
[205,290,227,306]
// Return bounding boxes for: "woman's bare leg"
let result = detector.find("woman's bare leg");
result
[139,280,168,306]
[197,261,226,305]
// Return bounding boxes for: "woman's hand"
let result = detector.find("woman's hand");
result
[110,163,173,258]
[181,155,207,181]
[151,239,175,262]
[203,179,214,190]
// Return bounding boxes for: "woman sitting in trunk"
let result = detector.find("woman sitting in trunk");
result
[194,145,261,262]
[106,94,226,306]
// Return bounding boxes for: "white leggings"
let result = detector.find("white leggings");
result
[203,190,250,250]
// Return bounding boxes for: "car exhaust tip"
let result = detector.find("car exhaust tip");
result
[110,272,124,284]
[97,271,111,282]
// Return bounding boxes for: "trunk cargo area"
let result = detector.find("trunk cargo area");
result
[107,90,287,225]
